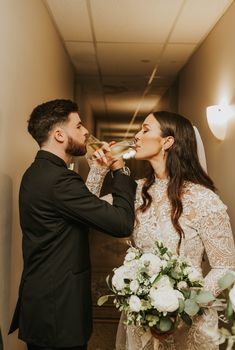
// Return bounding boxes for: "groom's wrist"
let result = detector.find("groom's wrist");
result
[111,166,131,177]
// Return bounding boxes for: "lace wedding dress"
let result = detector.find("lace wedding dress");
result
[86,166,235,350]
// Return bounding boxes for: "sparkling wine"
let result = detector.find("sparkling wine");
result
[86,141,104,159]
[109,141,136,158]
[86,136,136,159]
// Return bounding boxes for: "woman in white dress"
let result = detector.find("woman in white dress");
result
[86,111,235,350]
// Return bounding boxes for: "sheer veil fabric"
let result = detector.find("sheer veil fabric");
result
[193,126,207,173]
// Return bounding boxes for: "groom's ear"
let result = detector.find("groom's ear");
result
[54,127,66,143]
[163,136,174,150]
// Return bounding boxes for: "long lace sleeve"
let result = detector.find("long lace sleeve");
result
[85,164,109,197]
[197,193,235,296]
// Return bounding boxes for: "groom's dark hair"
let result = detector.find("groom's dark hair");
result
[28,99,78,146]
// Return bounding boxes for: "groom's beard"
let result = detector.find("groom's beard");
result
[66,136,87,157]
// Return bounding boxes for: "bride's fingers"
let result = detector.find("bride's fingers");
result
[101,142,111,154]
[109,141,116,147]
[93,149,108,165]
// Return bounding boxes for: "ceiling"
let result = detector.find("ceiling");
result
[45,0,233,120]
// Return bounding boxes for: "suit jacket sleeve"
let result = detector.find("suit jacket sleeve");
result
[53,170,137,237]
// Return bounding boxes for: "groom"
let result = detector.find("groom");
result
[9,99,137,350]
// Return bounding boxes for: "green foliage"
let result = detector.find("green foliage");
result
[195,291,215,304]
[184,299,200,316]
[97,295,110,306]
[218,272,235,290]
[159,317,173,332]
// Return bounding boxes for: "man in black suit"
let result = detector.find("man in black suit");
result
[9,99,136,350]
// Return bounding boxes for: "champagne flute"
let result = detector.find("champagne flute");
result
[86,135,136,159]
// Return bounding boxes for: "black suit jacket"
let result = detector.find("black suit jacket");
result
[9,150,136,347]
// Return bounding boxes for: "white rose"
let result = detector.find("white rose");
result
[177,281,188,290]
[130,280,139,293]
[155,276,172,289]
[184,267,202,282]
[124,251,136,262]
[161,260,168,269]
[124,259,140,279]
[112,265,132,290]
[174,289,185,300]
[112,273,125,290]
[150,286,179,313]
[129,295,142,312]
[140,253,162,276]
[229,284,235,312]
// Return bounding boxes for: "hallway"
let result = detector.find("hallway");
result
[1,1,235,349]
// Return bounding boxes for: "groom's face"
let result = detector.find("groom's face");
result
[134,114,164,161]
[63,112,89,156]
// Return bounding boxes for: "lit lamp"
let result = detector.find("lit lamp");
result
[206,104,233,141]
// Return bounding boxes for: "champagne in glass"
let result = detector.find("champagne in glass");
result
[86,135,136,159]
[109,140,136,158]
[85,135,104,159]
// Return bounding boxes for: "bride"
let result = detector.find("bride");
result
[86,111,235,350]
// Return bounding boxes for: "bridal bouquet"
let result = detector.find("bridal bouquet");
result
[98,241,216,335]
[205,272,235,350]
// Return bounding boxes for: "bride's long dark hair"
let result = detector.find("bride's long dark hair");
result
[139,111,216,254]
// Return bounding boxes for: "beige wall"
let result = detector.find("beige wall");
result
[178,2,235,232]
[156,78,179,113]
[0,1,74,349]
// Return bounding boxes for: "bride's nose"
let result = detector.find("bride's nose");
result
[135,131,141,141]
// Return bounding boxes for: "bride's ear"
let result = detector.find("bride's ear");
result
[163,136,174,151]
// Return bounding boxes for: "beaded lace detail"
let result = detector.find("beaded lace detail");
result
[85,164,109,197]
[86,169,235,350]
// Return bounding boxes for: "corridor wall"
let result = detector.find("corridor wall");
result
[0,1,74,349]
[178,2,235,233]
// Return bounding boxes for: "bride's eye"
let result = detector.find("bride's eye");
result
[143,129,148,133]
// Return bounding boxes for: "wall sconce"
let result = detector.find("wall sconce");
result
[206,104,233,140]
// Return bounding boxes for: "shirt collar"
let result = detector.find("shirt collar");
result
[35,150,67,168]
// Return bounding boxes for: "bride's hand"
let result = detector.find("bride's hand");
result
[88,142,124,169]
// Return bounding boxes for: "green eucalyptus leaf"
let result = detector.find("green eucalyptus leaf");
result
[190,290,197,299]
[178,299,185,313]
[159,317,173,332]
[97,295,109,306]
[184,299,200,316]
[225,299,234,320]
[195,291,215,304]
[218,272,235,290]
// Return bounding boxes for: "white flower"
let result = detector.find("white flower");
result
[140,253,162,276]
[184,267,202,282]
[150,286,179,313]
[112,273,125,290]
[174,289,185,300]
[130,280,139,293]
[155,276,172,289]
[129,295,142,312]
[162,253,170,261]
[124,259,140,279]
[112,265,132,290]
[124,251,136,262]
[229,284,235,312]
[177,281,188,290]
[161,260,168,269]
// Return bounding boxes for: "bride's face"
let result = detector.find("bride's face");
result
[135,114,164,160]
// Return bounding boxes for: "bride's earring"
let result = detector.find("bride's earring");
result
[161,147,165,157]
